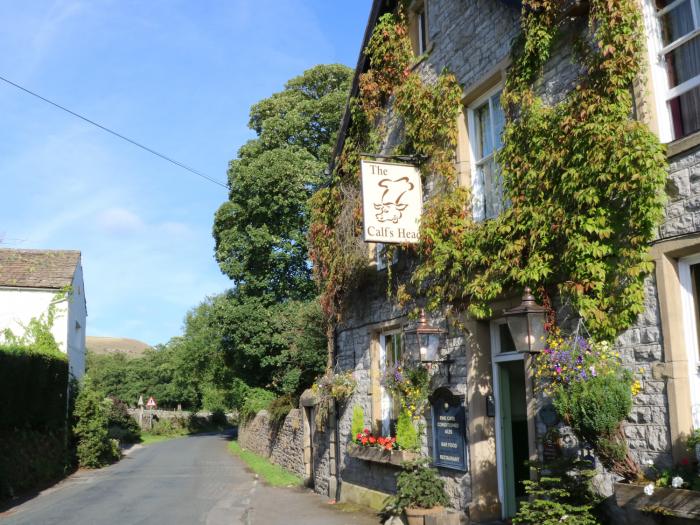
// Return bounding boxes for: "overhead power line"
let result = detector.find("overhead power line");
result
[0,74,228,189]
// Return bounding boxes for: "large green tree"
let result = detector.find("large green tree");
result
[213,64,352,301]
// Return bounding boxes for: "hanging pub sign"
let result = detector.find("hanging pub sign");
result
[430,387,468,471]
[360,159,422,244]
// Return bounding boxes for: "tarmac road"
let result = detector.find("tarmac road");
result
[0,432,378,525]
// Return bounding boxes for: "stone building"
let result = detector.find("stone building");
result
[305,0,700,522]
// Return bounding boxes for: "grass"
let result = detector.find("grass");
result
[139,432,185,445]
[229,440,302,487]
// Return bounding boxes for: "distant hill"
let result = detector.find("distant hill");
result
[86,336,151,358]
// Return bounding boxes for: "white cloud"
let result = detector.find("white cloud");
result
[96,207,144,234]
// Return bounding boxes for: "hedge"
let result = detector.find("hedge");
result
[0,344,69,431]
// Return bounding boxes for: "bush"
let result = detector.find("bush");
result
[240,388,276,422]
[73,378,120,468]
[351,405,365,438]
[106,397,141,444]
[268,395,295,424]
[149,416,189,436]
[0,429,71,500]
[396,410,420,451]
[513,476,599,525]
[388,459,449,512]
[0,344,68,430]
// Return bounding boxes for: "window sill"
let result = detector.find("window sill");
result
[667,130,700,159]
[614,482,700,520]
[347,442,419,466]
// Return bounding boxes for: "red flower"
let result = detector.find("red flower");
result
[369,436,376,444]
[384,443,393,451]
[356,433,362,440]
[680,457,690,466]
[363,428,370,434]
[361,437,368,445]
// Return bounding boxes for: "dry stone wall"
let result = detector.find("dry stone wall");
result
[238,409,305,479]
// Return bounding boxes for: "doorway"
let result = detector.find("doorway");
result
[491,320,532,519]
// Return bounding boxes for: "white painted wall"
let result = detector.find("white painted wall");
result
[0,262,87,378]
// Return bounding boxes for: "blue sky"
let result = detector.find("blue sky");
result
[0,0,371,345]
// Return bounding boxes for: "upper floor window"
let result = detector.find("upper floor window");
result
[468,88,506,221]
[410,1,428,56]
[653,0,700,139]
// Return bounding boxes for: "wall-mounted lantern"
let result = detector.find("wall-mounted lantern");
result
[503,287,548,353]
[404,309,454,381]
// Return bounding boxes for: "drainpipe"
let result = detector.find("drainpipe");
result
[328,324,342,501]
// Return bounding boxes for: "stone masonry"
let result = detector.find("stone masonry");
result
[238,409,305,479]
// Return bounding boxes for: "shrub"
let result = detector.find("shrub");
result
[396,409,420,451]
[513,476,599,525]
[554,374,633,441]
[150,416,188,436]
[268,395,295,424]
[0,429,71,500]
[0,344,68,431]
[106,397,141,444]
[240,388,276,422]
[201,386,229,414]
[351,405,365,438]
[73,378,120,468]
[388,458,449,512]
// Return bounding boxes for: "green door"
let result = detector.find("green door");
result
[498,360,529,518]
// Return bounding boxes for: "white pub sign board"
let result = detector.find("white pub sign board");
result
[360,159,422,244]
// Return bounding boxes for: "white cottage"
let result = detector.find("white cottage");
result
[0,249,87,378]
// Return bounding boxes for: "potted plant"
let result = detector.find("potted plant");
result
[389,458,449,525]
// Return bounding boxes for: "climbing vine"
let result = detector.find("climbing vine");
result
[414,0,667,340]
[309,10,461,320]
[310,0,667,343]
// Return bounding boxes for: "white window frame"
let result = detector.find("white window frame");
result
[643,0,700,142]
[467,85,505,222]
[677,254,700,429]
[379,330,403,435]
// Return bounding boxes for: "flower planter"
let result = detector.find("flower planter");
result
[347,442,418,466]
[614,482,700,520]
[404,505,444,525]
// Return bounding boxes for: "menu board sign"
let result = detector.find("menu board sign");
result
[430,388,467,471]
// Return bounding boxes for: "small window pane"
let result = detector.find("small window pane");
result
[475,102,493,160]
[666,37,700,88]
[498,323,516,354]
[659,0,694,44]
[483,160,504,220]
[491,91,505,150]
[669,84,700,137]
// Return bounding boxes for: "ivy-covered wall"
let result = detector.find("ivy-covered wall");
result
[316,0,684,514]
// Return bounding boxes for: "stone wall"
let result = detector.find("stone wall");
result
[238,409,305,479]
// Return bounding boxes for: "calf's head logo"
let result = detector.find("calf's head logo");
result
[373,177,414,224]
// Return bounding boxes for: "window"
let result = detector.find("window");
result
[468,88,506,221]
[375,243,399,270]
[410,2,428,56]
[380,331,403,435]
[650,0,700,140]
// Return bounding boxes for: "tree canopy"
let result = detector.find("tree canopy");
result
[213,64,353,301]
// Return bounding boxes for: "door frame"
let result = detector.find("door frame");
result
[490,318,527,519]
[678,254,700,429]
